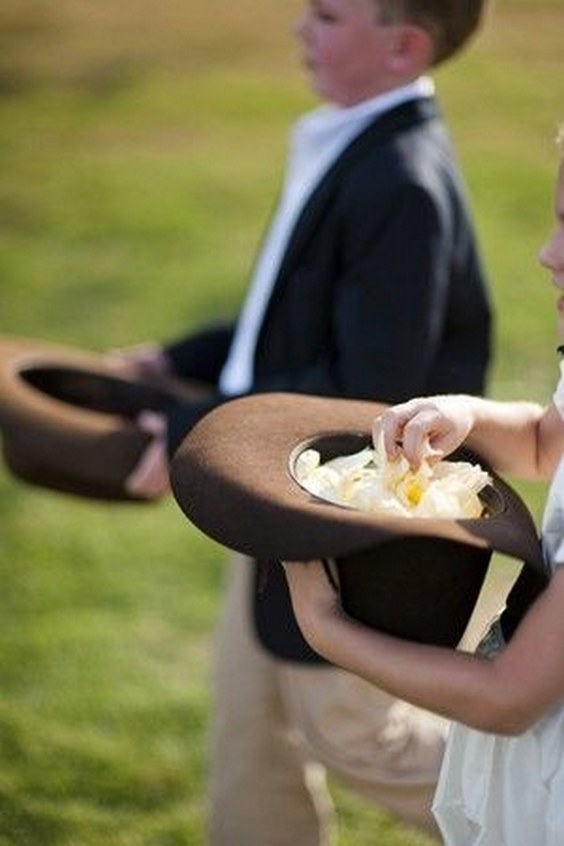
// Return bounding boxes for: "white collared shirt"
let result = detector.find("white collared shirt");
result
[218,77,435,395]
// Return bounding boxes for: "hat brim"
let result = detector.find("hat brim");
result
[170,392,543,571]
[171,393,546,648]
[0,335,204,501]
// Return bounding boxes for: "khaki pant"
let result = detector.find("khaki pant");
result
[209,556,446,846]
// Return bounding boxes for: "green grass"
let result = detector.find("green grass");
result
[0,2,562,843]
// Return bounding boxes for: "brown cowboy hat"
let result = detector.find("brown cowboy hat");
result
[170,392,546,647]
[0,335,205,501]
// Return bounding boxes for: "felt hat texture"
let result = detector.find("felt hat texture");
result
[0,335,201,501]
[171,392,546,647]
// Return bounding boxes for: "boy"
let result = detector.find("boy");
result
[115,1,492,842]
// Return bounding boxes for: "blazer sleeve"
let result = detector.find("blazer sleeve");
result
[161,322,235,455]
[165,322,235,384]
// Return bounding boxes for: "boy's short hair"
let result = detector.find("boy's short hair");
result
[376,1,488,67]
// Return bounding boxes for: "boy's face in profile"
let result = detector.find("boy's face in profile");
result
[295,0,405,106]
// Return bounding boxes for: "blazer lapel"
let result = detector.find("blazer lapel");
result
[272,96,439,287]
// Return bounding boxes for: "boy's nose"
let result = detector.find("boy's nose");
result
[539,238,556,272]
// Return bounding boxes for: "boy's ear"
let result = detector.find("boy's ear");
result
[386,24,435,76]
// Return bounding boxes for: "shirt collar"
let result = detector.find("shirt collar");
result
[299,76,435,136]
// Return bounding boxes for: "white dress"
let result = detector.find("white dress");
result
[432,458,564,846]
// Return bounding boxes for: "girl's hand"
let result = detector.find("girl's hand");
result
[374,396,475,468]
[281,560,346,648]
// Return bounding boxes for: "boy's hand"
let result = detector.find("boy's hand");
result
[105,342,172,381]
[126,411,170,499]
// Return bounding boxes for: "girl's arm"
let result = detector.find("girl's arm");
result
[376,394,564,480]
[283,560,564,736]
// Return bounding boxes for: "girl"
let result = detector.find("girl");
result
[283,131,564,846]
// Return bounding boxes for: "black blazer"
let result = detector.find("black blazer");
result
[165,96,493,661]
[166,97,491,447]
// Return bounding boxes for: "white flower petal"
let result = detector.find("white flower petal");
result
[295,440,491,519]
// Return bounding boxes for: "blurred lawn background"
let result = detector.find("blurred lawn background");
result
[0,1,562,844]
